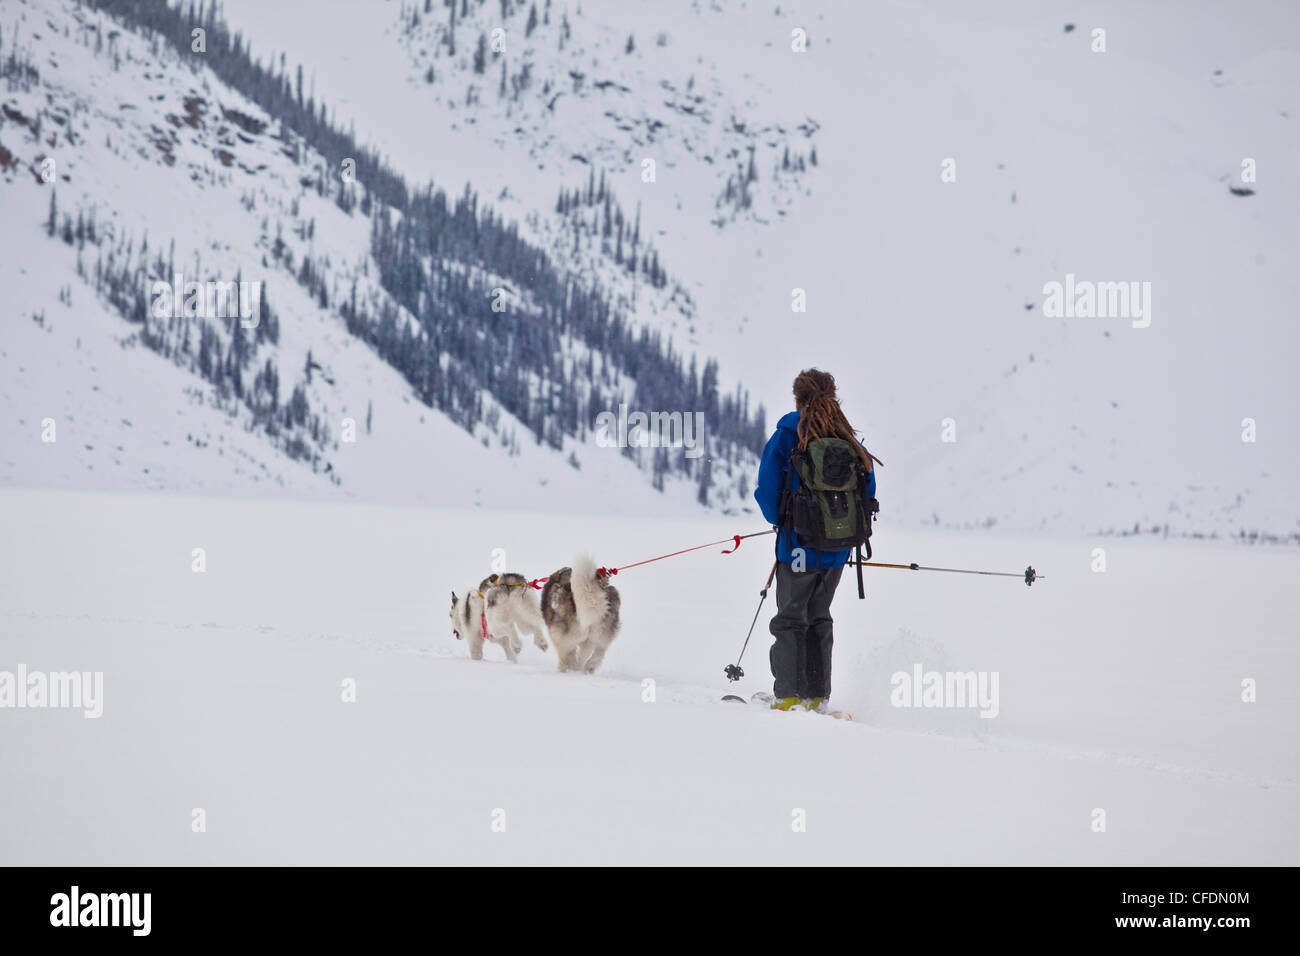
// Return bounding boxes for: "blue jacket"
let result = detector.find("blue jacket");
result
[754,410,877,568]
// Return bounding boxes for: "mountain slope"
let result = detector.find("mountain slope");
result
[1,0,762,514]
[209,0,1300,538]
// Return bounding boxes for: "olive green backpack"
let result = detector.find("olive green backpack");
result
[782,437,880,597]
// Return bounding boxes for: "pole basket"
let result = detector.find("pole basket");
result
[723,664,745,683]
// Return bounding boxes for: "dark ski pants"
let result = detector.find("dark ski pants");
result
[769,562,844,700]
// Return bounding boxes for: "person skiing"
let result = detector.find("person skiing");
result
[753,369,881,713]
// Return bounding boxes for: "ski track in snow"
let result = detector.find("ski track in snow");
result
[10,604,1292,795]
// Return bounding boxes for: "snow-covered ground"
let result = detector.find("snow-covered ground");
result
[2,487,1295,864]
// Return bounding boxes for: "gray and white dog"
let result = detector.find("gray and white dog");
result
[541,555,621,674]
[450,573,549,662]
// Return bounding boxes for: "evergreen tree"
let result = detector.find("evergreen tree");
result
[700,359,719,418]
[652,446,667,491]
[696,450,712,506]
[474,33,487,74]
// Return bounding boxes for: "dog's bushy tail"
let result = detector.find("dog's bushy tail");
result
[570,553,610,632]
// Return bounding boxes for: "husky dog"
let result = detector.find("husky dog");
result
[541,555,621,674]
[449,573,549,662]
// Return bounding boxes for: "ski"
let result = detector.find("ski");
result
[720,691,853,720]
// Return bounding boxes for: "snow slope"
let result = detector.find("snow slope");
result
[210,0,1300,538]
[0,0,729,516]
[2,487,1296,864]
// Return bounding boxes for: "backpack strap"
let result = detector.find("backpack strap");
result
[856,543,865,599]
[777,453,793,558]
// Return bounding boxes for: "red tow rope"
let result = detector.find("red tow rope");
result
[527,529,774,588]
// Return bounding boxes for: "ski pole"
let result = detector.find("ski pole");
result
[849,560,1044,586]
[724,559,779,682]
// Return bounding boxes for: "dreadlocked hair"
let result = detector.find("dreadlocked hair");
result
[792,369,883,474]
